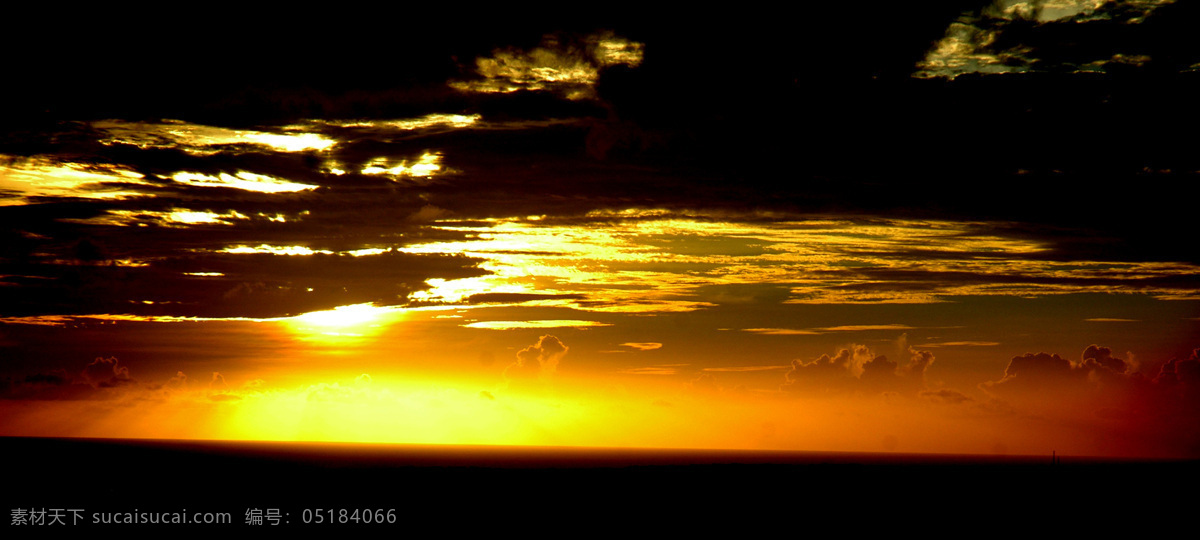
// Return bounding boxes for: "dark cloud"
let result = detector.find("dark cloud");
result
[979,345,1200,456]
[920,388,974,405]
[1153,349,1200,388]
[465,293,587,305]
[859,354,901,391]
[863,348,937,394]
[983,345,1140,397]
[1081,344,1128,374]
[82,356,132,388]
[6,37,1200,331]
[832,267,1200,300]
[0,244,489,319]
[17,369,72,387]
[1144,350,1200,445]
[1,357,136,400]
[0,369,93,400]
[989,352,1079,392]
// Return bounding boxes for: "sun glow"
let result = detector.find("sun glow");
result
[283,303,402,343]
[0,370,1110,457]
[221,382,591,446]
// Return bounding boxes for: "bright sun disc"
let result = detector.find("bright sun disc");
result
[284,304,400,342]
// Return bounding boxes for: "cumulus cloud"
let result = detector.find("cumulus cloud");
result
[1154,349,1200,388]
[82,357,133,388]
[859,354,901,391]
[984,352,1078,397]
[977,344,1200,456]
[983,344,1136,397]
[1081,345,1127,374]
[166,371,189,390]
[503,335,568,389]
[782,349,854,393]
[906,348,936,377]
[782,346,935,395]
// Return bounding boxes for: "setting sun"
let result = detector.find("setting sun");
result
[3,6,1198,534]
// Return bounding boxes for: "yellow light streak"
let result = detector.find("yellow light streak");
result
[360,152,443,179]
[93,119,336,153]
[300,114,480,130]
[67,208,249,227]
[0,158,151,205]
[171,171,316,193]
[220,245,333,256]
[462,320,611,330]
[394,212,1200,312]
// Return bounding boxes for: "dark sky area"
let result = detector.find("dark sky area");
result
[5,2,1197,262]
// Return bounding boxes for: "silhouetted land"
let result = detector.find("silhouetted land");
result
[3,436,1194,533]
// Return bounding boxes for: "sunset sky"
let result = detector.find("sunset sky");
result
[2,1,1198,459]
